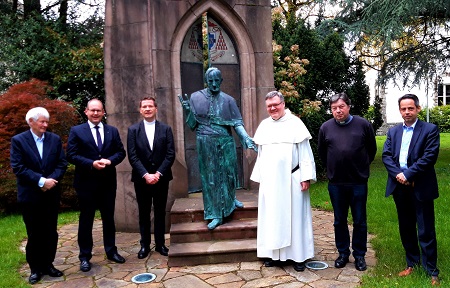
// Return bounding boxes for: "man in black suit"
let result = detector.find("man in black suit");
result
[10,107,67,284]
[127,97,175,258]
[382,94,440,286]
[67,99,126,272]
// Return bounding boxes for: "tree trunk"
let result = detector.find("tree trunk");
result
[23,0,40,18]
[59,0,68,27]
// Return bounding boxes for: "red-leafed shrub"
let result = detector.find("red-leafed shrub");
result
[0,79,81,213]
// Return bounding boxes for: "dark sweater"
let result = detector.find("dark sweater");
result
[318,115,377,184]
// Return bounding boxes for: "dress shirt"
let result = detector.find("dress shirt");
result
[144,119,155,150]
[141,119,163,178]
[399,120,417,170]
[88,121,104,146]
[31,130,46,187]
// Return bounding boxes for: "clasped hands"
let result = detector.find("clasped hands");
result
[396,172,411,186]
[144,172,160,185]
[93,158,112,170]
[41,178,58,192]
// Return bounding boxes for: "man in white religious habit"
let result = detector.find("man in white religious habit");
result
[251,91,316,272]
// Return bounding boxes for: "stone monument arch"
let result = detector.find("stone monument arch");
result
[104,0,274,231]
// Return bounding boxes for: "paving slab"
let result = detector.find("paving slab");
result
[20,209,376,287]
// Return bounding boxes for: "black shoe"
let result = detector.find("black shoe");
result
[354,257,367,271]
[138,246,150,259]
[80,260,91,272]
[334,255,349,268]
[155,245,169,256]
[44,265,63,277]
[107,252,126,263]
[293,261,306,272]
[263,259,275,267]
[28,271,42,285]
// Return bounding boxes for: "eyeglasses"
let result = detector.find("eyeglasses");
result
[267,102,284,109]
[87,109,103,113]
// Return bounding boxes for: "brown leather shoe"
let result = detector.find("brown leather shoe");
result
[398,267,413,277]
[431,275,440,286]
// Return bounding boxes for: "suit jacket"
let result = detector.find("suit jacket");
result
[66,122,126,194]
[127,120,175,183]
[10,130,67,203]
[382,120,440,201]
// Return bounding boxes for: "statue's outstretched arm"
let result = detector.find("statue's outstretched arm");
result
[178,94,197,130]
[235,125,257,152]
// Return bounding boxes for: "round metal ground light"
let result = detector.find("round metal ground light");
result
[131,273,157,284]
[305,261,329,270]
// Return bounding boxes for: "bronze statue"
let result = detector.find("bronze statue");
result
[179,67,256,230]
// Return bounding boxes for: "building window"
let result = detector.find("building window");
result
[437,84,450,106]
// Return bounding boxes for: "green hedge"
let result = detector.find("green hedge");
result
[419,105,450,132]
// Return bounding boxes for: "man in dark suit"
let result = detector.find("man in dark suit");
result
[10,107,67,284]
[67,99,126,272]
[382,94,440,286]
[127,97,175,258]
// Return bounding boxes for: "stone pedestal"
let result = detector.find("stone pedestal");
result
[168,190,258,266]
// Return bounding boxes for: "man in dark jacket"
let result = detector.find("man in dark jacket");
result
[127,97,175,258]
[382,94,440,286]
[67,99,126,272]
[11,107,67,284]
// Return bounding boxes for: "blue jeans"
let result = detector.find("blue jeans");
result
[328,183,368,258]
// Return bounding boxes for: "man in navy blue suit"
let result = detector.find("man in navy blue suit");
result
[127,97,175,258]
[382,94,440,286]
[67,99,126,272]
[10,107,67,284]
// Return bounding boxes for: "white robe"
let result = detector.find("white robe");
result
[251,110,316,262]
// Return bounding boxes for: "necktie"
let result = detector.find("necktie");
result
[95,126,103,151]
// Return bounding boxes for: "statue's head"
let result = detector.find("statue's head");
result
[205,67,223,95]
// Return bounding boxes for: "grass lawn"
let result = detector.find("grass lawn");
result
[1,134,449,287]
[311,133,450,287]
[0,211,79,287]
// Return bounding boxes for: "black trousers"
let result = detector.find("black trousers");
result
[21,192,59,272]
[392,185,439,276]
[134,180,169,248]
[77,188,117,261]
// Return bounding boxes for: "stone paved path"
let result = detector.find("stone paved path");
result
[20,209,376,287]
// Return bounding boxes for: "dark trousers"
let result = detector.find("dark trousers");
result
[328,183,368,258]
[392,185,439,276]
[21,192,59,272]
[134,180,169,248]
[77,188,117,261]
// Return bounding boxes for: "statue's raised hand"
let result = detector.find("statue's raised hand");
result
[178,94,190,112]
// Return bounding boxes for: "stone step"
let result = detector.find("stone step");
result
[170,190,258,224]
[170,218,257,243]
[168,238,257,267]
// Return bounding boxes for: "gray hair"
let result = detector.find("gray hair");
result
[330,92,351,106]
[25,107,49,125]
[265,91,285,102]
